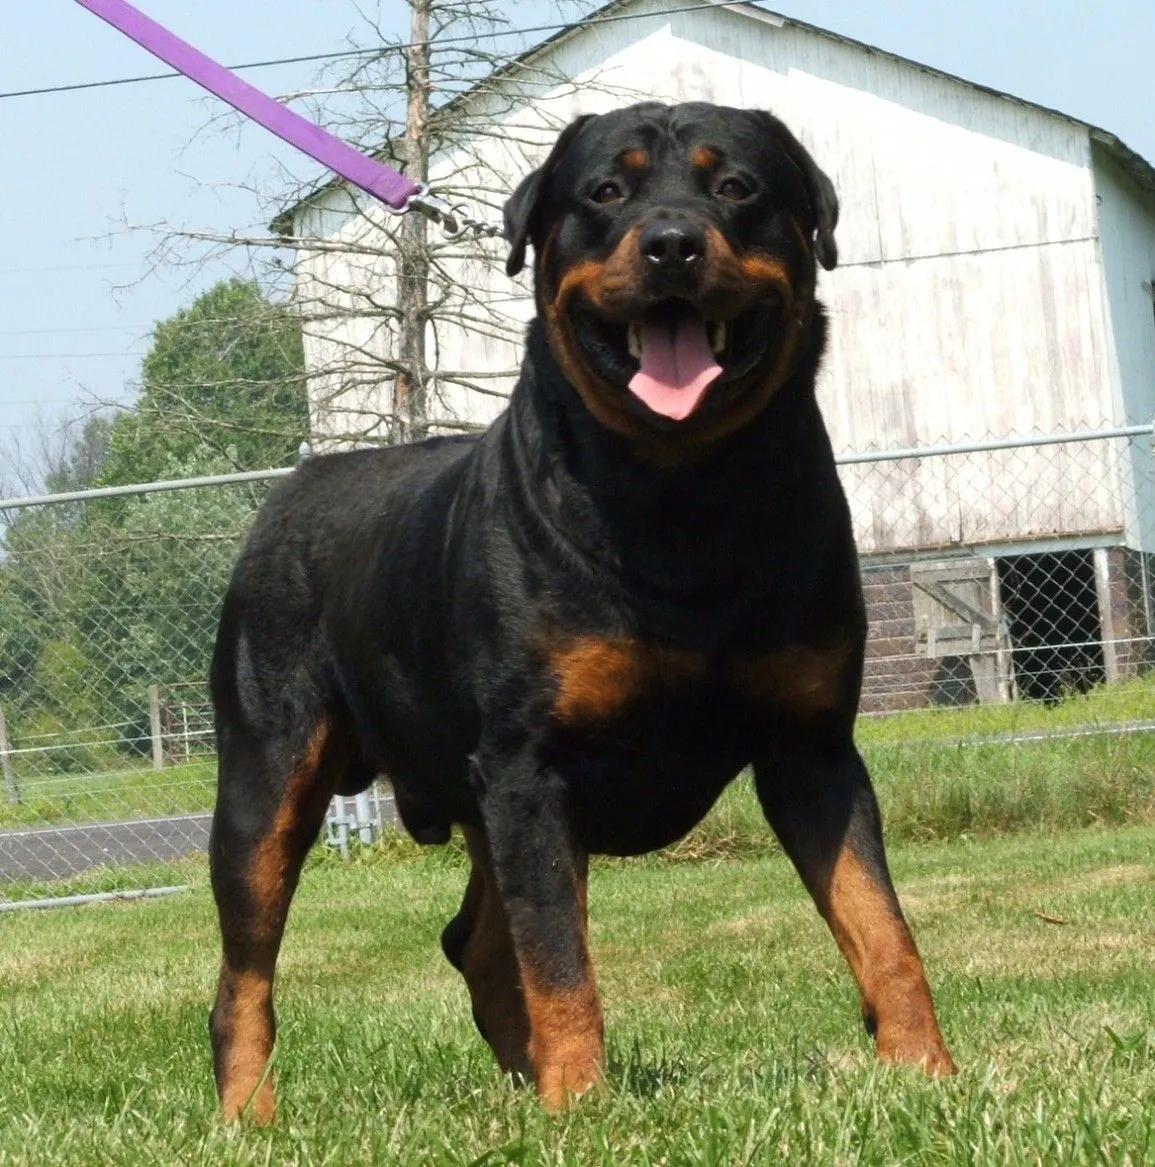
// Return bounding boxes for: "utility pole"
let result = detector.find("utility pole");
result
[395,0,431,442]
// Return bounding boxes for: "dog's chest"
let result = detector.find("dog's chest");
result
[546,634,852,729]
[541,634,852,855]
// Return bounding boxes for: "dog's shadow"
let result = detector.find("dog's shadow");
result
[606,1041,703,1098]
[608,1036,843,1100]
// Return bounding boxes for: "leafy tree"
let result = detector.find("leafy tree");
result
[75,455,273,752]
[46,415,113,494]
[0,407,110,712]
[0,278,306,771]
[99,277,308,483]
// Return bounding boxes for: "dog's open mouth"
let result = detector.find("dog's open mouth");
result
[574,300,772,422]
[625,311,723,421]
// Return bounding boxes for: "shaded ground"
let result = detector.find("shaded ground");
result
[0,813,211,882]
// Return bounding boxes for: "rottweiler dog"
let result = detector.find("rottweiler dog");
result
[208,101,955,1121]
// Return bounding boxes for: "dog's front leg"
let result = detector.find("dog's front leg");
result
[754,739,956,1075]
[468,750,604,1111]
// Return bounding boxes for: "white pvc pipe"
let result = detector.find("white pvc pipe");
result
[354,790,374,845]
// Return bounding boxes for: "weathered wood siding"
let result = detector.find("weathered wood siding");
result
[1094,145,1155,552]
[292,0,1148,550]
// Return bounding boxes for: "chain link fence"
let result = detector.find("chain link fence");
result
[2,425,1154,900]
[838,426,1155,716]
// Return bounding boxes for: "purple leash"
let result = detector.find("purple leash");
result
[74,0,494,235]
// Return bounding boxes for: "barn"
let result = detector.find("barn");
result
[276,0,1155,711]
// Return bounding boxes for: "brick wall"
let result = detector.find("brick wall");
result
[1109,548,1153,678]
[859,565,938,714]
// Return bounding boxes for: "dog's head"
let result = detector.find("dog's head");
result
[505,103,839,445]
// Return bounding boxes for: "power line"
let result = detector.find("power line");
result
[0,1,768,102]
[0,49,372,100]
[0,262,140,276]
[0,352,145,360]
[0,326,145,337]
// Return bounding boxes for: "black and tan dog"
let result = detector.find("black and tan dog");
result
[208,102,955,1121]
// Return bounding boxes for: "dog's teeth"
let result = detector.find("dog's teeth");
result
[710,322,727,356]
[627,323,642,360]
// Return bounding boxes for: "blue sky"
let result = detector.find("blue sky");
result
[2,0,1153,475]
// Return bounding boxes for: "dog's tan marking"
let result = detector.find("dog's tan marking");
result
[621,148,650,171]
[248,723,332,913]
[550,637,704,724]
[551,638,645,723]
[216,968,276,1123]
[734,641,853,718]
[823,849,956,1075]
[545,228,655,438]
[458,831,603,1109]
[521,975,605,1112]
[523,848,604,1112]
[547,317,649,438]
[691,145,719,170]
[629,228,814,459]
[458,829,533,1079]
[551,225,647,316]
[215,721,338,1124]
[734,253,795,307]
[544,211,817,460]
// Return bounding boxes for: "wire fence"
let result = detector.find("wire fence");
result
[1,423,1154,899]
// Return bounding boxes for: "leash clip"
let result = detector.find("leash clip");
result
[389,183,502,240]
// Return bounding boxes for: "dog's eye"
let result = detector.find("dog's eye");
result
[716,177,753,202]
[590,181,625,205]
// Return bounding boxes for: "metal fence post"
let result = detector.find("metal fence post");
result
[354,790,374,845]
[0,706,19,804]
[1093,548,1121,684]
[148,685,164,771]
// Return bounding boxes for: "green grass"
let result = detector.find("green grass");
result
[0,757,216,830]
[865,733,1155,842]
[2,825,1153,1165]
[658,734,1155,863]
[857,671,1155,746]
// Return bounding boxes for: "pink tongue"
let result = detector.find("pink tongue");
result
[628,316,722,420]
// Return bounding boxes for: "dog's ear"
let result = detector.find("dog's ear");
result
[504,114,597,278]
[758,112,839,271]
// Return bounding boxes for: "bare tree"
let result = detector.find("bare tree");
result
[277,0,622,447]
[0,408,114,501]
[126,0,647,449]
[395,0,432,440]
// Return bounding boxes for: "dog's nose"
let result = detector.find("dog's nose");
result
[639,222,706,270]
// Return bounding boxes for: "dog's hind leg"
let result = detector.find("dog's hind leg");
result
[208,711,350,1123]
[441,827,533,1083]
[753,740,955,1076]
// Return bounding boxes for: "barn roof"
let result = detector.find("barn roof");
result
[272,0,1155,234]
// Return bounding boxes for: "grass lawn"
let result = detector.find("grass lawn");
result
[857,671,1155,745]
[2,824,1153,1165]
[0,758,216,831]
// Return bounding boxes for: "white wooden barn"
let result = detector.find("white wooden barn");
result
[278,0,1155,564]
